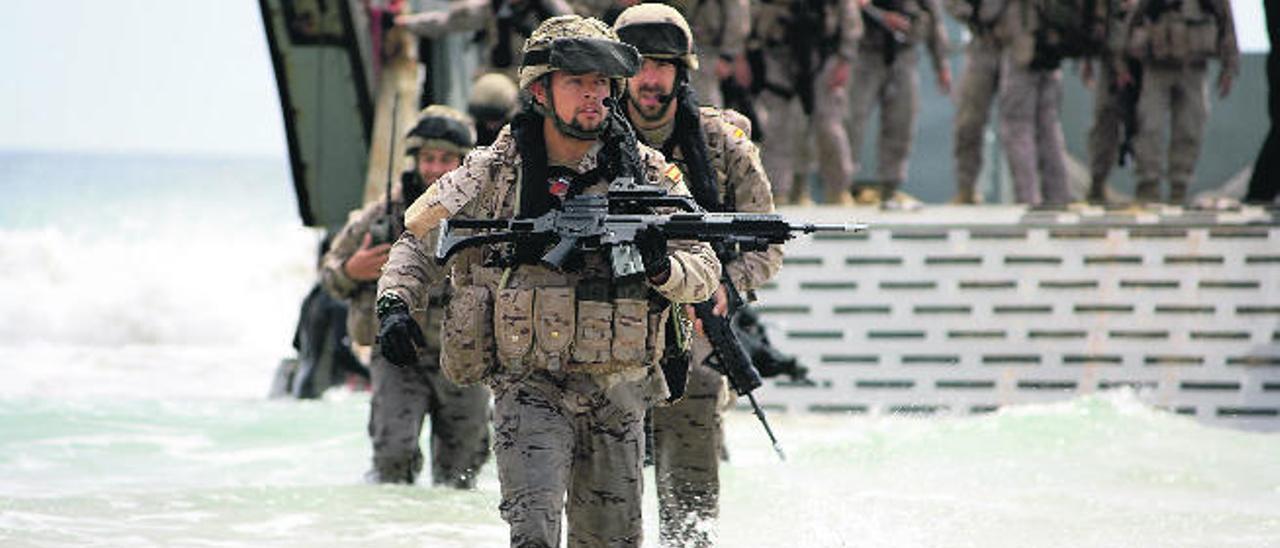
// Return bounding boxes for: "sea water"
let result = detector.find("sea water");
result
[1,151,1278,547]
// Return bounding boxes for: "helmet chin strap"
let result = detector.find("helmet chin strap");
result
[534,82,607,141]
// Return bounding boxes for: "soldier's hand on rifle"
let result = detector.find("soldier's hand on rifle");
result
[635,227,673,284]
[1217,70,1234,98]
[377,297,425,367]
[683,284,729,336]
[345,233,392,282]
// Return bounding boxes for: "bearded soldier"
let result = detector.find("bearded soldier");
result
[322,106,492,487]
[847,0,950,209]
[379,15,720,547]
[1125,0,1238,204]
[613,5,783,546]
[753,0,863,205]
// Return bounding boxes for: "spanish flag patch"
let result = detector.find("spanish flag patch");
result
[664,164,684,184]
[731,126,746,140]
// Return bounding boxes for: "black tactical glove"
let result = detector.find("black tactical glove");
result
[376,296,425,367]
[635,227,672,281]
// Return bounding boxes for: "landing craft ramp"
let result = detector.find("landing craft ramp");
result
[753,205,1280,431]
[260,0,375,228]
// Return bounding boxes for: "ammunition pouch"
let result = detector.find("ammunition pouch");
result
[473,264,665,377]
[1129,3,1220,64]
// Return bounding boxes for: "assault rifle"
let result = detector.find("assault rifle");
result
[434,178,861,278]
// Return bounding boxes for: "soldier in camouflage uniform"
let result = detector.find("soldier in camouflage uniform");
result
[992,0,1070,205]
[469,72,521,146]
[753,0,863,205]
[613,6,783,546]
[396,0,572,78]
[382,15,721,547]
[945,0,1007,204]
[323,106,492,487]
[847,0,950,209]
[1125,0,1238,204]
[1083,0,1138,204]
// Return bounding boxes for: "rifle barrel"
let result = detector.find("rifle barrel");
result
[746,392,786,462]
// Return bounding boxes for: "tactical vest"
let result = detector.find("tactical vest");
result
[1127,0,1221,64]
[436,157,672,385]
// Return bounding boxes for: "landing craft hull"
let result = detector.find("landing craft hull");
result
[259,0,375,229]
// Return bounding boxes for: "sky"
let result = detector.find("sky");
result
[0,0,1271,157]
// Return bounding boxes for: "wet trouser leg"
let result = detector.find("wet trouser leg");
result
[652,336,725,547]
[493,372,647,548]
[423,365,492,488]
[368,346,430,483]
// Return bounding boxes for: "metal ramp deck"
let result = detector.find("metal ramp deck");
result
[752,205,1280,431]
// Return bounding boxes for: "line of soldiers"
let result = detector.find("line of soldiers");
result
[398,0,1240,208]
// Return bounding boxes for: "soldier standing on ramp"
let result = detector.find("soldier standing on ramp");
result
[1125,0,1238,204]
[324,106,493,486]
[945,0,1007,204]
[384,15,721,546]
[846,0,950,210]
[752,0,863,205]
[613,5,783,546]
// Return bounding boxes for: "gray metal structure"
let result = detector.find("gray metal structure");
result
[752,205,1280,431]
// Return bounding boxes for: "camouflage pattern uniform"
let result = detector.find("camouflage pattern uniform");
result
[945,0,1006,203]
[634,108,783,546]
[753,0,863,203]
[391,16,721,546]
[993,0,1070,205]
[1126,0,1238,203]
[325,106,492,487]
[846,0,949,200]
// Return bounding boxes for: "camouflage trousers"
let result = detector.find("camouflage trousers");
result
[847,46,920,192]
[1133,64,1210,203]
[491,369,649,548]
[953,37,1003,197]
[757,53,855,198]
[367,346,492,487]
[652,335,727,548]
[1088,64,1126,189]
[997,56,1069,205]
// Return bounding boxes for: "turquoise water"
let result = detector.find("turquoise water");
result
[1,152,1278,547]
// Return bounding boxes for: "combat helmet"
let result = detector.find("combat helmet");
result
[518,15,641,139]
[612,3,698,70]
[404,105,476,156]
[468,72,519,121]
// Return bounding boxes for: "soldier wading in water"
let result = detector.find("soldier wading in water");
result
[379,14,720,547]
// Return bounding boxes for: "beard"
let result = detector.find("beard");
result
[628,84,675,123]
